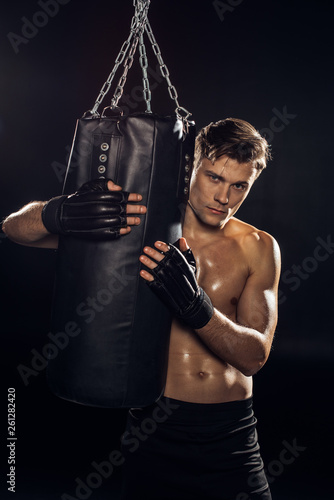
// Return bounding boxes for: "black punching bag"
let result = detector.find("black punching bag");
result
[46,0,195,407]
[46,114,195,408]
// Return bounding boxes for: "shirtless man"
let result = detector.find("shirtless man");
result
[122,119,280,500]
[2,118,280,500]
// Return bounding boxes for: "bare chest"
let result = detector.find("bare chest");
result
[164,235,252,401]
[190,238,249,318]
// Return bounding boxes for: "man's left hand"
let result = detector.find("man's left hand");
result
[139,238,214,329]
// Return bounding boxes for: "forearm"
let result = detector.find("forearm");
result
[195,309,269,376]
[140,238,275,375]
[2,201,55,247]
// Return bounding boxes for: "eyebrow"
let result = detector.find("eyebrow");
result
[205,170,249,185]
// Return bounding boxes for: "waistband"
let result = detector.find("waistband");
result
[159,395,253,412]
[130,396,254,427]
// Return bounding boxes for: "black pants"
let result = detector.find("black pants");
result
[120,396,272,500]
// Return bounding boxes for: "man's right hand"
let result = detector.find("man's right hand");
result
[41,178,147,240]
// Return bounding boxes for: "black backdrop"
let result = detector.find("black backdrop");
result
[1,0,333,498]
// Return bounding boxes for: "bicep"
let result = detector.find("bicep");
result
[237,281,278,336]
[236,235,281,337]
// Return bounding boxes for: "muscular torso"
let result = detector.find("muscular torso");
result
[163,217,254,403]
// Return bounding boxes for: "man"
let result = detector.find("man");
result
[2,118,280,499]
[120,118,280,500]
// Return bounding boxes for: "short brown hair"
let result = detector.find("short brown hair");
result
[194,118,271,173]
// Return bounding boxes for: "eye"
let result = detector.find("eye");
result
[208,174,219,182]
[233,183,247,191]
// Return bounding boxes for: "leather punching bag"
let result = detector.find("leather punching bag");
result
[46,114,195,408]
[46,0,196,408]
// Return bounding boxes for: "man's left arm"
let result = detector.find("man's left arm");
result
[140,234,281,377]
[195,232,281,376]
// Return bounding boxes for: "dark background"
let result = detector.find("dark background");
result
[0,0,333,498]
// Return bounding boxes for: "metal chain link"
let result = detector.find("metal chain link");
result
[139,32,152,113]
[110,1,150,109]
[87,0,150,116]
[88,32,134,116]
[110,34,140,109]
[86,0,191,121]
[145,20,191,120]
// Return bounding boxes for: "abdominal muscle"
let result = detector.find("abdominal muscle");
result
[163,319,253,404]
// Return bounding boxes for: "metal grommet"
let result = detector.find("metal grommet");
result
[185,165,190,172]
[185,154,190,161]
[99,154,107,163]
[98,165,106,174]
[184,176,189,183]
[184,187,189,195]
[99,175,105,179]
[101,143,109,151]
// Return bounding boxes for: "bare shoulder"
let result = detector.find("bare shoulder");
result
[227,218,281,277]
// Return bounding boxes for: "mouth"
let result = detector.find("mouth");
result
[207,207,227,215]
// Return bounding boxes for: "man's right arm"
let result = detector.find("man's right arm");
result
[2,179,147,250]
[2,201,59,249]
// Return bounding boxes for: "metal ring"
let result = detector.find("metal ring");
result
[101,106,124,118]
[176,107,192,120]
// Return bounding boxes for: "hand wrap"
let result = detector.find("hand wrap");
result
[41,179,129,240]
[147,243,214,329]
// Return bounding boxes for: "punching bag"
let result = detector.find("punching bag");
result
[46,0,196,408]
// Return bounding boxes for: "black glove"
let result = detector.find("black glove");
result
[147,243,214,329]
[41,179,129,240]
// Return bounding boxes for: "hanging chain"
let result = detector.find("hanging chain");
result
[110,34,140,109]
[87,0,150,116]
[139,32,152,113]
[88,32,134,117]
[110,1,149,110]
[145,20,191,120]
[86,0,191,121]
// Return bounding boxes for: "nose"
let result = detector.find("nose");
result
[214,185,229,205]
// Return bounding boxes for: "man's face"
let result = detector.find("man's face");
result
[188,155,258,228]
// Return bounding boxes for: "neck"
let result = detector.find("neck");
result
[183,202,229,240]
